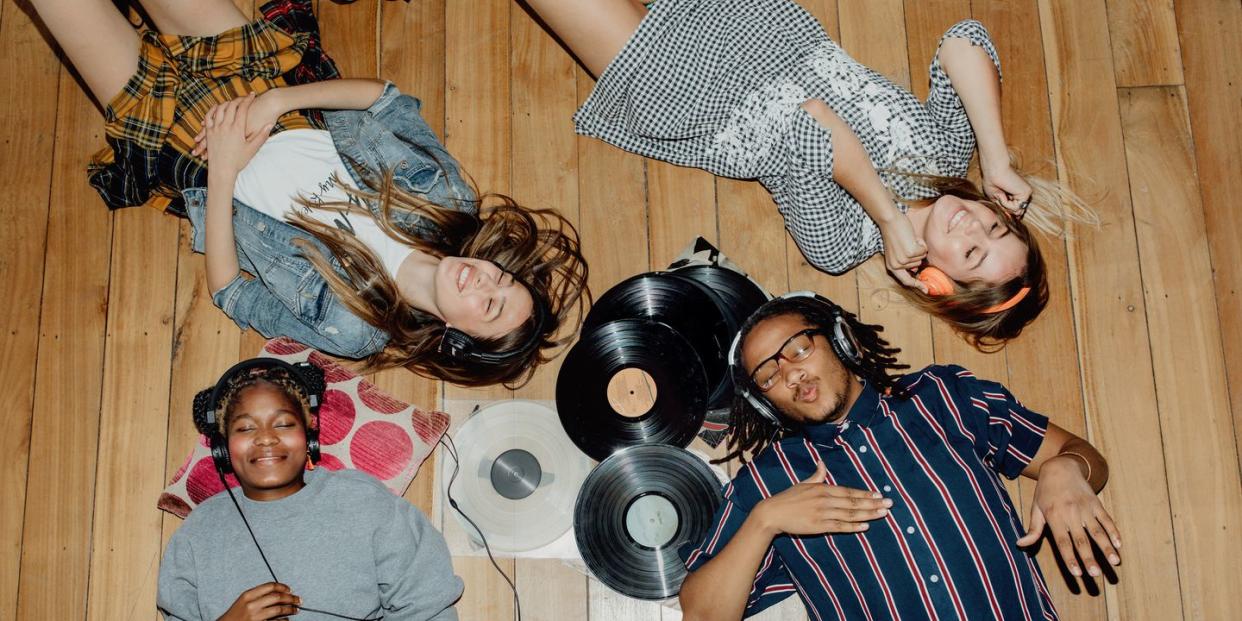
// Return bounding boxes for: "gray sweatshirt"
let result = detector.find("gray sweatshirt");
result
[158,468,463,620]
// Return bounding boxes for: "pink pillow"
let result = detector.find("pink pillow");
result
[158,338,449,518]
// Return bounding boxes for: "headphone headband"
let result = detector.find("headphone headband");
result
[191,358,325,475]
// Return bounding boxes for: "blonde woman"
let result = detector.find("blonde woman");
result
[31,0,588,387]
[524,0,1094,348]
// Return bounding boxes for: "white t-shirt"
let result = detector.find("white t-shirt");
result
[234,129,414,279]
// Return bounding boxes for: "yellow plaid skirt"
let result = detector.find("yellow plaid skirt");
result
[88,0,337,213]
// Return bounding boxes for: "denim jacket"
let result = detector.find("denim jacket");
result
[185,82,476,359]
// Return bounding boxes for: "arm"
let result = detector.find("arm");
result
[937,36,1031,212]
[680,463,890,621]
[203,95,271,293]
[375,500,463,620]
[799,99,927,290]
[193,79,387,157]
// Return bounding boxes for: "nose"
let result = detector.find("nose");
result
[781,361,807,387]
[254,428,278,446]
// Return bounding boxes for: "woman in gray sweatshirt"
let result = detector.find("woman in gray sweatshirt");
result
[157,362,463,620]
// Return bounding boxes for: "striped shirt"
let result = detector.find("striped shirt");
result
[681,365,1056,620]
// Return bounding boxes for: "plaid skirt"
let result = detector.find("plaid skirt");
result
[87,0,340,214]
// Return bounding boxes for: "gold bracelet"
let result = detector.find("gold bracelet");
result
[1058,451,1092,482]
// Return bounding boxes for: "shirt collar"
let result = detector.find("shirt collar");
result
[798,380,882,445]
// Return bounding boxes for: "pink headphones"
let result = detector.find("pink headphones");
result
[916,267,1030,314]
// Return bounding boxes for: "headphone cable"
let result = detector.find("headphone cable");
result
[438,432,523,621]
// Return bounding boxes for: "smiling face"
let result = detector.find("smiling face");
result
[225,382,309,501]
[740,313,862,426]
[918,195,1028,285]
[434,257,535,340]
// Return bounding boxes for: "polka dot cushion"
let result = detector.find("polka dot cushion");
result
[158,338,449,518]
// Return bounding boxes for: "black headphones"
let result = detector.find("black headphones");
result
[437,284,552,365]
[191,358,326,475]
[727,291,863,428]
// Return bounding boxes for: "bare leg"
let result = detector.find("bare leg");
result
[521,0,648,77]
[135,0,248,37]
[27,0,139,105]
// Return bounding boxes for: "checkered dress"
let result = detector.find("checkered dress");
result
[575,0,1000,274]
[88,0,340,215]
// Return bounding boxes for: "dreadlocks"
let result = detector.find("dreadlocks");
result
[214,367,315,437]
[717,297,909,464]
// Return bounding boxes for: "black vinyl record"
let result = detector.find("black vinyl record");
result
[584,272,730,393]
[574,445,724,600]
[669,265,770,409]
[556,319,708,461]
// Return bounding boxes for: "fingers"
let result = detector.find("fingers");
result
[1051,527,1083,577]
[1015,507,1045,547]
[824,484,884,500]
[1097,508,1122,550]
[890,268,929,294]
[1068,525,1102,577]
[801,461,827,484]
[243,582,290,600]
[1086,517,1121,568]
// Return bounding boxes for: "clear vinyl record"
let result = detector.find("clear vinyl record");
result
[445,400,594,553]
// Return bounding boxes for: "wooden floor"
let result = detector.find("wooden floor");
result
[2,0,1240,618]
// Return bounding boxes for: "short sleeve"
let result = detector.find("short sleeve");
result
[157,532,203,621]
[924,20,1002,163]
[373,499,464,620]
[679,490,797,617]
[947,366,1049,478]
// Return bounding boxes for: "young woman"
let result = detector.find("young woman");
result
[160,360,462,620]
[523,0,1095,348]
[31,0,588,387]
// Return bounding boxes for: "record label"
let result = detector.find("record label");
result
[624,493,680,549]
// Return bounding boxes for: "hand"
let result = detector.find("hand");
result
[981,163,1032,217]
[193,90,282,161]
[218,582,300,620]
[753,462,891,537]
[200,93,273,177]
[879,213,928,292]
[1016,456,1122,579]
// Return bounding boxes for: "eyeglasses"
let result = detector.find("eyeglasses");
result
[749,329,825,392]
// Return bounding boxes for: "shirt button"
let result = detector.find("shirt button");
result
[883,485,892,493]
[906,526,915,535]
[858,446,868,453]
[930,575,940,583]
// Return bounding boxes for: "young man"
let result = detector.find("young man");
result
[679,293,1120,620]
[158,360,463,620]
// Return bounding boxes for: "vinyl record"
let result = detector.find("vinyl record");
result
[669,265,770,409]
[671,264,770,334]
[444,401,594,553]
[584,272,729,392]
[574,445,725,600]
[556,319,708,461]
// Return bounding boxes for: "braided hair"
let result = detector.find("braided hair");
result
[214,367,315,437]
[718,297,909,464]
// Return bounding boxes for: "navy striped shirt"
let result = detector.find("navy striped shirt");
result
[682,365,1056,620]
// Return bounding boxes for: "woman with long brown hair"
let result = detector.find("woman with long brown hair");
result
[522,0,1094,348]
[30,0,588,387]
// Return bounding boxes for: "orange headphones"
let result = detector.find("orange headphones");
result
[916,266,1030,314]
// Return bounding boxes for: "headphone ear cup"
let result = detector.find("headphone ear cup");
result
[209,432,233,475]
[292,361,326,412]
[917,267,956,297]
[830,315,863,368]
[439,327,478,361]
[305,425,321,465]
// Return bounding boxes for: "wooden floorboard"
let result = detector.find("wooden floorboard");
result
[3,0,1239,619]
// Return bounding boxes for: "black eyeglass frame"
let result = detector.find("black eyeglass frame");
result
[748,328,829,393]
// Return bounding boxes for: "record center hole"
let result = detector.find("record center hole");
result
[607,367,657,418]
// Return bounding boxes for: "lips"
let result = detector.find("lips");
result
[250,454,287,466]
[947,207,967,233]
[456,262,472,292]
[797,383,818,402]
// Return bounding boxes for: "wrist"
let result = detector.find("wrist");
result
[747,502,779,538]
[1041,453,1089,481]
[979,147,1011,175]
